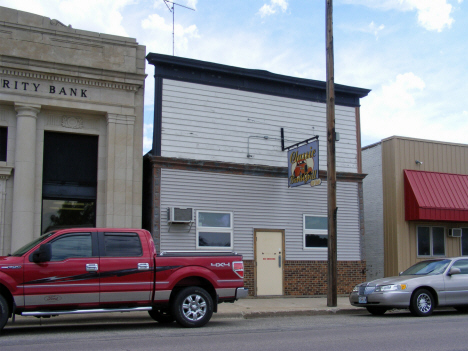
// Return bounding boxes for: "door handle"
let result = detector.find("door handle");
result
[86,263,98,272]
[138,263,150,270]
[278,255,282,268]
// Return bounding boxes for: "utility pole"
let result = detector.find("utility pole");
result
[326,0,338,307]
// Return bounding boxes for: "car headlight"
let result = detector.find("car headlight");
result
[375,284,407,292]
[352,285,359,292]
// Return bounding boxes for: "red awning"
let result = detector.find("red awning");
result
[404,170,468,222]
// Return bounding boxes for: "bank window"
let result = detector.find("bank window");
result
[196,211,233,249]
[0,127,7,162]
[462,229,468,256]
[417,226,445,257]
[41,199,96,234]
[303,215,328,249]
[49,234,92,261]
[103,233,143,257]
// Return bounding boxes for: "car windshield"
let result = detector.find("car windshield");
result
[10,231,56,257]
[401,259,451,275]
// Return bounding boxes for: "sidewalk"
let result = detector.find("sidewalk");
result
[4,296,365,329]
[216,296,363,319]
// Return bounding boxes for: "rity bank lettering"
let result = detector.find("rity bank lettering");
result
[1,79,87,98]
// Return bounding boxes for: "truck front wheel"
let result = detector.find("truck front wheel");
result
[0,295,9,332]
[172,286,213,328]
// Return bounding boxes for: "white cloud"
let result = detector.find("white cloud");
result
[341,0,455,32]
[143,123,153,154]
[141,12,199,56]
[258,0,288,18]
[367,21,385,38]
[360,72,427,142]
[0,0,134,36]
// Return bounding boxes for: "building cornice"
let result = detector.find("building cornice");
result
[0,64,145,92]
[146,53,370,108]
[147,156,367,182]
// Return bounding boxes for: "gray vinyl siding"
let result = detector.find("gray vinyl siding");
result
[161,79,358,173]
[160,169,361,261]
[362,143,384,279]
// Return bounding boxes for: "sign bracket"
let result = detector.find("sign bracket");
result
[281,128,319,151]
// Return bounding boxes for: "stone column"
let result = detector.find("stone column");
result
[105,113,135,228]
[11,103,40,252]
[0,166,13,255]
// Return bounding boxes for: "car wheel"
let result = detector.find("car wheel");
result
[148,308,175,324]
[366,307,387,316]
[411,289,434,317]
[0,295,10,332]
[172,286,213,328]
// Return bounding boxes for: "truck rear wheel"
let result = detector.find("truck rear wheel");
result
[148,308,175,324]
[172,286,213,328]
[0,295,9,332]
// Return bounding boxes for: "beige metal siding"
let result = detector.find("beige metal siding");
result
[382,136,468,276]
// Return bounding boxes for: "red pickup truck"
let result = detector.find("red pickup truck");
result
[0,228,247,331]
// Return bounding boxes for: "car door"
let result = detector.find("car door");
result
[98,231,153,306]
[22,232,100,309]
[444,259,468,305]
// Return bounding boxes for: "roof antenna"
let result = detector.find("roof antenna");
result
[162,0,196,56]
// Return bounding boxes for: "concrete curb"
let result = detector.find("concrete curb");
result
[213,308,366,320]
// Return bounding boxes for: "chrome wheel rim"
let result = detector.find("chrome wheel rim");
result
[182,294,206,321]
[417,293,432,313]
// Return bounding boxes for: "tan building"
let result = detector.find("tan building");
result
[0,7,146,254]
[363,136,468,278]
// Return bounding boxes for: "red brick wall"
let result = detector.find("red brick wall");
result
[243,260,366,296]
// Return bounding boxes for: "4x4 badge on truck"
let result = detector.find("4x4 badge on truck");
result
[211,263,230,268]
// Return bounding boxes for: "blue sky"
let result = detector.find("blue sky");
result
[1,0,466,153]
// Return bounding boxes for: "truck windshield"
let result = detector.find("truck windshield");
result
[401,259,451,275]
[11,232,56,257]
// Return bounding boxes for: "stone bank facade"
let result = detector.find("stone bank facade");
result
[0,7,146,254]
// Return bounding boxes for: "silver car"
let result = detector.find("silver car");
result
[349,257,468,316]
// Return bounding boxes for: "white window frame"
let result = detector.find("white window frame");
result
[417,226,446,257]
[303,214,328,250]
[196,210,233,250]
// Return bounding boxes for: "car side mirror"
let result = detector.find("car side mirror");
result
[32,243,52,263]
[448,267,461,276]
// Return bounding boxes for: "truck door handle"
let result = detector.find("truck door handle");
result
[138,263,150,270]
[86,263,98,272]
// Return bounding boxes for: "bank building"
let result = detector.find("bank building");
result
[0,7,146,254]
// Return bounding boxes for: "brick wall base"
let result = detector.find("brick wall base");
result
[243,260,366,296]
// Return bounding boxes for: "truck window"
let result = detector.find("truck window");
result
[50,234,93,261]
[103,233,143,257]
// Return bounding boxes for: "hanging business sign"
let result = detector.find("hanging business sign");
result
[288,140,321,188]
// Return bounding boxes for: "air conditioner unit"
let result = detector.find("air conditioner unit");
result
[167,207,193,224]
[449,228,462,238]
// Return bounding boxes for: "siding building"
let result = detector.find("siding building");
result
[0,7,146,254]
[144,54,370,296]
[363,136,468,279]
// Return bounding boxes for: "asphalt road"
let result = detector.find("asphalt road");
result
[2,310,468,351]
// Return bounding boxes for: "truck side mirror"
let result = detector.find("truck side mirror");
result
[32,243,52,263]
